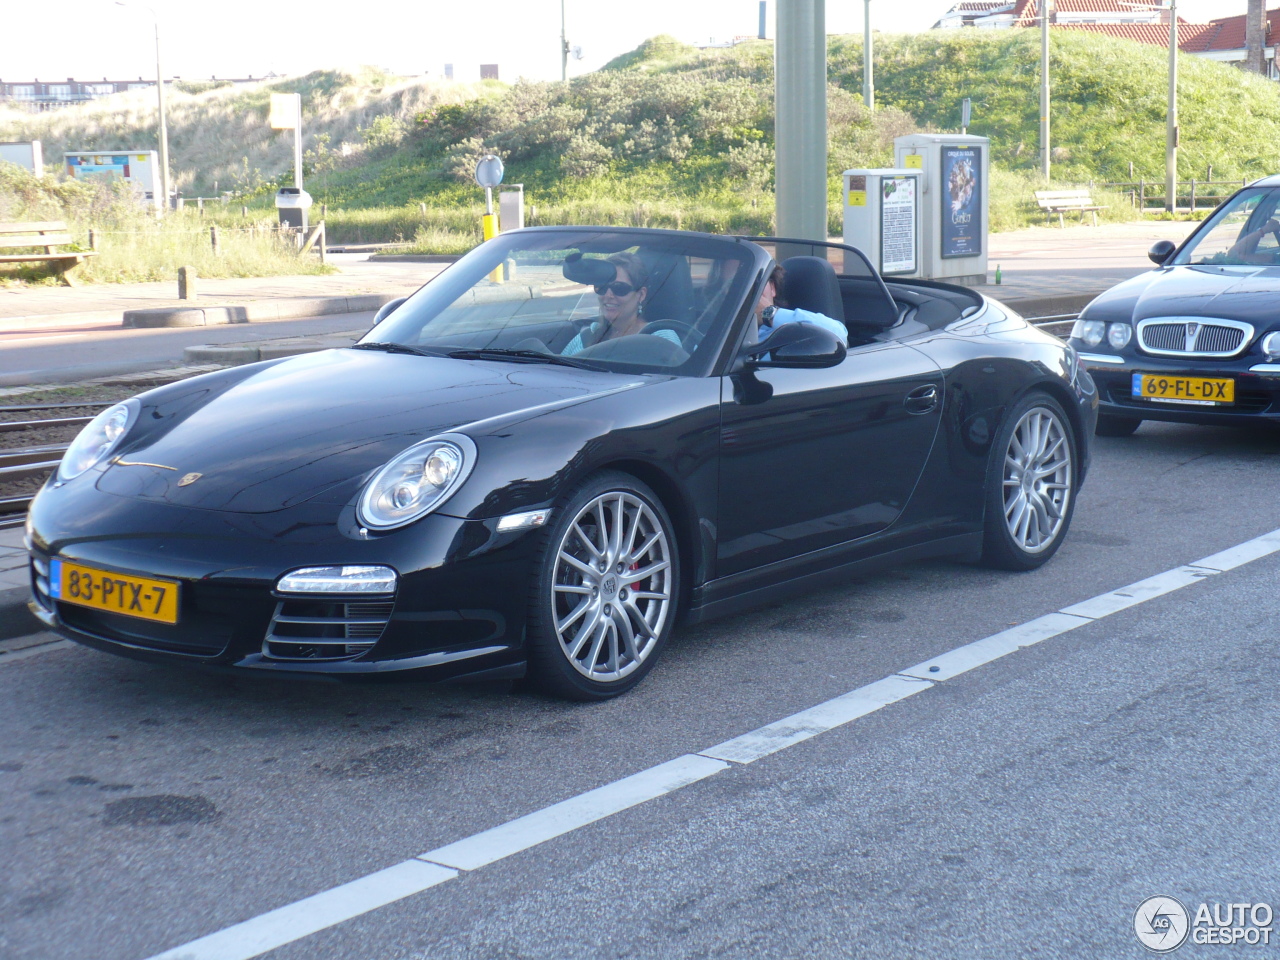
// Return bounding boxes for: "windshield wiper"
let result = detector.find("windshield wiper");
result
[446,348,606,371]
[350,341,449,358]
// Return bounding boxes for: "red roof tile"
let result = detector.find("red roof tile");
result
[1200,8,1280,52]
[1053,21,1223,52]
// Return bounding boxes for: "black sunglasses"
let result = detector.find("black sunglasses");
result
[593,281,638,297]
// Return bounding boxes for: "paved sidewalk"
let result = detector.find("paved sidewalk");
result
[0,525,39,641]
[0,254,440,330]
[0,222,1202,331]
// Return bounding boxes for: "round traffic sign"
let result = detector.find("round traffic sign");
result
[474,155,505,189]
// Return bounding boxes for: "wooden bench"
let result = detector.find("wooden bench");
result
[0,221,96,286]
[1034,189,1106,228]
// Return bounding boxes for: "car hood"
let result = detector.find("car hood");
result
[95,349,642,514]
[1083,264,1280,326]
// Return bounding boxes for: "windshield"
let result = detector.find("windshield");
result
[1175,186,1280,267]
[365,229,758,376]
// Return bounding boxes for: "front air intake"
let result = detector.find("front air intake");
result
[263,599,393,661]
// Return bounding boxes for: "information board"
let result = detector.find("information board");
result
[880,176,917,275]
[940,145,982,259]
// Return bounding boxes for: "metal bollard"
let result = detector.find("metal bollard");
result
[178,266,197,300]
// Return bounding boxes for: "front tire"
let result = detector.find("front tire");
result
[526,471,679,700]
[982,392,1078,571]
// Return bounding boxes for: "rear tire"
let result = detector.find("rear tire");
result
[1095,413,1142,437]
[982,391,1078,571]
[525,471,679,700]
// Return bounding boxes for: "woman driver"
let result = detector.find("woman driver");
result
[562,252,682,356]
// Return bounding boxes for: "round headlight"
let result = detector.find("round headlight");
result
[58,400,137,482]
[1107,322,1132,349]
[1071,319,1106,347]
[1263,330,1280,361]
[357,434,476,530]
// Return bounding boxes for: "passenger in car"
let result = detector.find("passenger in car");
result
[562,252,683,356]
[753,264,848,345]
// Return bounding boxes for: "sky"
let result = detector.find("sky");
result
[1,0,1248,86]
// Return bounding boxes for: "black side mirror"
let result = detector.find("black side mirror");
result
[1148,240,1176,265]
[372,297,407,327]
[743,322,847,369]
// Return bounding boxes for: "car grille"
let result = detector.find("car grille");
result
[58,601,234,656]
[263,600,394,661]
[1137,318,1253,358]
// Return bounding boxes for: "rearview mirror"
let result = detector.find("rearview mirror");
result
[1148,240,1176,265]
[743,322,846,369]
[372,297,407,327]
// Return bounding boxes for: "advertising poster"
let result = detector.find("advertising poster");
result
[880,176,917,275]
[941,145,982,259]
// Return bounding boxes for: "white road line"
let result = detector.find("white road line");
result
[699,675,932,765]
[141,526,1280,960]
[898,612,1092,682]
[419,754,729,871]
[146,860,457,960]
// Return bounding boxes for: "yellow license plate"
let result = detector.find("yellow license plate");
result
[49,558,179,624]
[1132,373,1234,405]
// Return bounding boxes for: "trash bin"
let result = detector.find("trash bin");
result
[275,187,312,230]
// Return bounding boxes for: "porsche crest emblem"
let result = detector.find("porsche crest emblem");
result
[177,473,203,487]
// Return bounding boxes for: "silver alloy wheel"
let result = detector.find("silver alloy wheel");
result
[1002,405,1073,555]
[551,491,673,682]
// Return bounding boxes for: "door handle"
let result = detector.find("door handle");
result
[904,384,939,414]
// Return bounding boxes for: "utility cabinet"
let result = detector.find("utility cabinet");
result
[842,168,922,278]
[893,134,990,285]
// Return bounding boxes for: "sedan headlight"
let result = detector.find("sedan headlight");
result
[357,434,476,530]
[1071,319,1106,347]
[1106,322,1133,349]
[58,400,137,482]
[1263,330,1280,361]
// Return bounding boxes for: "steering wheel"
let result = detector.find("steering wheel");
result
[643,319,698,349]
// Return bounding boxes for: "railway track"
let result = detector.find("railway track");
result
[0,402,110,528]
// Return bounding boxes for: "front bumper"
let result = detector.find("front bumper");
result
[25,488,544,681]
[1077,351,1280,425]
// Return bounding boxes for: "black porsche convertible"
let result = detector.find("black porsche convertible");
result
[1071,175,1280,435]
[26,228,1096,699]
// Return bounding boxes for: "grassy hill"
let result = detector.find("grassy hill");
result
[5,30,1280,250]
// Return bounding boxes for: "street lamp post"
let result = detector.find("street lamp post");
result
[1040,0,1050,182]
[863,0,874,111]
[1166,0,1178,214]
[560,0,569,82]
[116,2,170,213]
[775,0,827,241]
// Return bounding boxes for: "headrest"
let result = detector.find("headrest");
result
[562,252,617,286]
[779,256,845,322]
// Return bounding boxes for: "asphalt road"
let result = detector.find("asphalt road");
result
[0,312,374,386]
[2,419,1279,960]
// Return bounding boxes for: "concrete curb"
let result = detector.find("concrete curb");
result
[371,254,463,263]
[122,292,403,328]
[989,291,1100,319]
[183,340,339,364]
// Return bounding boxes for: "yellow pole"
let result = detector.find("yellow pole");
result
[483,212,502,282]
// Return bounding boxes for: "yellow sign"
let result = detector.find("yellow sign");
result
[135,154,149,162]
[269,93,300,130]
[905,154,924,169]
[848,191,867,207]
[52,558,180,624]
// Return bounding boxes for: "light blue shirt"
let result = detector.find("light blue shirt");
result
[756,307,849,345]
[562,322,683,356]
